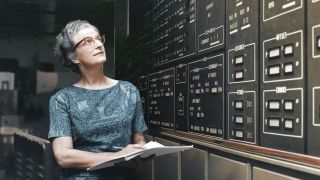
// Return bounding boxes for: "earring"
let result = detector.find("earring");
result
[72,59,80,64]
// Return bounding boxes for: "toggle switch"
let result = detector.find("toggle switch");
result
[235,100,244,110]
[234,70,244,80]
[268,47,281,59]
[234,55,244,66]
[235,129,244,139]
[284,118,294,130]
[268,118,281,128]
[268,64,281,76]
[268,100,281,111]
[283,44,294,56]
[284,100,294,111]
[283,62,294,74]
[235,115,244,124]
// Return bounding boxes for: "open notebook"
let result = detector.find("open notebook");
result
[87,141,193,171]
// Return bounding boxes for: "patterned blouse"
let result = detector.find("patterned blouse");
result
[48,80,148,179]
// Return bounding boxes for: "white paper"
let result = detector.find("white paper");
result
[87,141,193,171]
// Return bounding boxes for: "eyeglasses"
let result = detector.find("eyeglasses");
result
[74,35,105,48]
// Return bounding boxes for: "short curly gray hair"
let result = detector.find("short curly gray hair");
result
[54,20,99,73]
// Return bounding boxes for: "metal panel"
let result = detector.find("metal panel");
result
[307,0,320,157]
[154,137,179,180]
[259,0,305,153]
[175,63,188,131]
[209,154,251,180]
[140,135,154,180]
[14,132,54,180]
[253,167,300,180]
[148,68,175,129]
[188,54,224,137]
[181,147,208,180]
[152,0,196,66]
[196,0,225,53]
[138,76,149,126]
[226,0,259,144]
[145,135,153,142]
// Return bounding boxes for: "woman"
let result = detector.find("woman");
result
[48,20,148,179]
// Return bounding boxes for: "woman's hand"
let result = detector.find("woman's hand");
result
[115,144,145,157]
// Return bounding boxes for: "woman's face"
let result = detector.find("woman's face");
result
[73,27,106,68]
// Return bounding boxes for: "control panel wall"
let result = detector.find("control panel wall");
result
[152,0,196,66]
[262,88,304,152]
[196,0,225,54]
[226,0,259,144]
[307,0,320,156]
[188,54,224,137]
[175,64,189,131]
[148,68,175,129]
[260,0,305,153]
[228,91,256,143]
[138,76,149,126]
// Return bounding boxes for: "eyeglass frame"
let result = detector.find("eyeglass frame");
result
[74,34,105,48]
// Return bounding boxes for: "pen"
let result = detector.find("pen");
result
[112,146,124,150]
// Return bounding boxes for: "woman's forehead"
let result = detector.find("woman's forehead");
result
[73,27,99,42]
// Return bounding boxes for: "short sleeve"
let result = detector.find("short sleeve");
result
[48,93,72,139]
[131,86,148,133]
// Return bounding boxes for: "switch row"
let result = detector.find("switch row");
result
[232,129,253,140]
[234,100,255,110]
[190,125,223,135]
[233,115,254,125]
[267,100,294,111]
[268,44,294,59]
[190,87,222,94]
[267,117,294,130]
[267,62,294,76]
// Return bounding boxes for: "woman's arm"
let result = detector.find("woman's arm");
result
[52,136,144,169]
[132,132,146,144]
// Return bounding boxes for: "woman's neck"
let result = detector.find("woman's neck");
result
[75,69,116,89]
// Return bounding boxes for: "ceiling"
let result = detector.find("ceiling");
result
[0,0,114,36]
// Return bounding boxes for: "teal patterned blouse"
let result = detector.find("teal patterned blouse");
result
[48,80,148,179]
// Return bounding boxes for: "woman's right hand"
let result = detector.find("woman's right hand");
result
[115,144,145,157]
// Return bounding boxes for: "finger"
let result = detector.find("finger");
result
[133,144,145,149]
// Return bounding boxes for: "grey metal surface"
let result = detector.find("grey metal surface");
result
[136,134,153,180]
[161,132,320,176]
[145,134,153,142]
[209,154,251,180]
[14,131,54,180]
[154,137,180,180]
[253,167,301,180]
[137,158,153,180]
[181,146,208,180]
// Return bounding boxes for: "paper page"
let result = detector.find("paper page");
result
[144,141,165,149]
[87,141,193,171]
[138,145,193,158]
[124,141,164,160]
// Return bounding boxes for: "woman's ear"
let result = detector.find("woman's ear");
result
[68,53,80,64]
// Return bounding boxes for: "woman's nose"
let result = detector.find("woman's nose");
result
[94,39,104,48]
